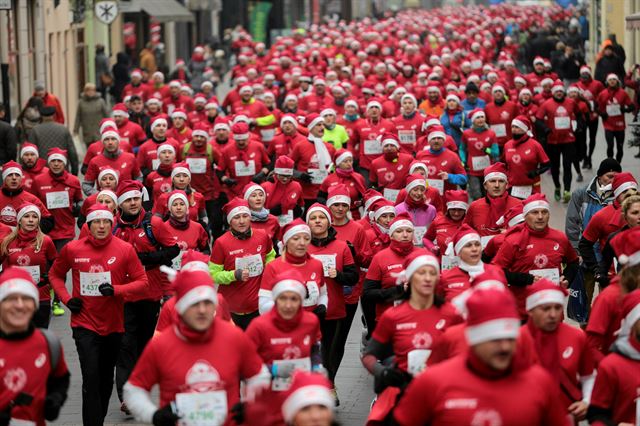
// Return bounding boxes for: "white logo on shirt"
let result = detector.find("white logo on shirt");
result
[35,353,47,368]
[3,367,27,392]
[562,346,573,359]
[107,257,117,265]
[471,409,502,426]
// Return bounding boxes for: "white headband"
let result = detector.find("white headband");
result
[526,289,566,311]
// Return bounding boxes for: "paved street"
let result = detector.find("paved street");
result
[48,121,638,425]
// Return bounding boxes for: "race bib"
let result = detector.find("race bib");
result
[480,235,494,249]
[271,358,311,391]
[426,179,444,195]
[554,116,570,130]
[186,158,207,174]
[260,128,275,142]
[9,420,36,426]
[383,188,400,203]
[364,138,383,155]
[172,251,185,271]
[413,226,427,246]
[441,255,459,271]
[235,254,263,278]
[606,104,621,116]
[152,159,160,171]
[45,191,70,210]
[588,100,594,110]
[471,59,482,69]
[471,155,490,171]
[79,271,111,297]
[529,267,560,284]
[311,254,337,277]
[303,281,320,307]
[234,160,256,177]
[511,185,533,199]
[407,349,432,377]
[308,168,328,185]
[278,210,294,226]
[17,265,40,284]
[398,130,416,144]
[490,124,506,138]
[175,391,227,426]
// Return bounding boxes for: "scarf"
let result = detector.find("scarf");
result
[512,132,529,146]
[251,208,270,222]
[311,227,336,247]
[383,151,399,162]
[157,163,173,177]
[390,239,414,257]
[16,229,38,249]
[87,232,113,247]
[308,136,332,170]
[236,144,250,165]
[269,304,303,333]
[335,168,367,198]
[49,169,81,190]
[373,223,391,246]
[486,193,509,229]
[466,349,512,380]
[344,113,359,122]
[169,216,189,230]
[230,228,252,240]
[118,210,143,227]
[405,194,426,210]
[284,251,309,265]
[458,260,485,278]
[174,314,214,343]
[516,224,549,253]
[269,180,298,212]
[402,110,417,120]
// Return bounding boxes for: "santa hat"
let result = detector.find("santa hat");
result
[146,97,162,106]
[280,114,298,128]
[205,100,218,110]
[116,180,144,205]
[514,76,527,85]
[610,227,640,267]
[525,279,567,311]
[274,156,295,176]
[101,129,120,143]
[96,190,118,206]
[99,118,118,134]
[364,189,384,213]
[409,162,427,174]
[20,143,39,158]
[282,218,311,246]
[401,93,417,105]
[131,69,142,79]
[533,56,544,65]
[2,161,23,180]
[327,184,351,207]
[452,224,481,255]
[497,203,524,227]
[86,204,114,223]
[213,117,231,132]
[465,288,520,345]
[551,82,565,94]
[612,172,638,198]
[405,174,426,193]
[579,66,592,76]
[381,133,400,149]
[157,144,176,157]
[167,190,189,210]
[540,78,554,87]
[345,99,359,110]
[192,122,209,139]
[451,269,508,318]
[373,199,396,221]
[0,267,39,307]
[427,126,446,142]
[284,93,298,103]
[239,84,253,95]
[320,108,337,117]
[231,122,250,141]
[313,77,326,86]
[511,115,532,134]
[173,269,217,315]
[404,249,440,280]
[491,85,505,95]
[98,168,119,185]
[306,202,332,225]
[46,148,67,165]
[483,162,508,183]
[606,73,619,82]
[282,371,334,423]
[272,270,307,300]
[522,193,550,216]
[618,291,640,343]
[334,149,352,166]
[445,189,469,211]
[180,250,211,273]
[468,108,485,122]
[243,183,265,201]
[150,117,168,132]
[112,103,129,118]
[366,99,383,110]
[193,95,207,105]
[518,88,532,98]
[306,113,324,131]
[222,198,250,223]
[389,212,414,234]
[445,93,460,103]
[16,203,41,224]
[171,108,188,120]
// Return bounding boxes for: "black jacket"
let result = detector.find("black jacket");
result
[0,120,17,164]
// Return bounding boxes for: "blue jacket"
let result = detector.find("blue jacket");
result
[565,176,615,251]
[440,110,471,148]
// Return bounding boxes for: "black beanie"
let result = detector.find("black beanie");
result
[597,158,622,177]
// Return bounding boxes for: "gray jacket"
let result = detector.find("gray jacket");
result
[28,120,79,175]
[565,176,614,249]
[74,94,109,145]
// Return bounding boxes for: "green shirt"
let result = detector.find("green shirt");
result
[322,124,350,150]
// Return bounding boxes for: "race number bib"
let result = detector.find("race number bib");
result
[152,159,160,171]
[363,138,383,155]
[471,155,490,171]
[413,226,427,246]
[278,210,294,226]
[490,124,506,138]
[234,160,256,177]
[471,59,482,69]
[529,268,560,284]
[441,255,459,271]
[186,158,207,174]
[260,128,275,142]
[511,185,533,199]
[45,191,70,209]
[407,349,432,377]
[175,391,227,426]
[271,358,311,391]
[554,116,570,130]
[16,265,40,284]
[480,235,494,249]
[426,179,444,195]
[79,271,111,296]
[308,168,328,185]
[303,281,320,307]
[9,420,36,426]
[398,130,416,144]
[605,104,621,116]
[383,188,400,203]
[311,254,337,277]
[235,254,263,277]
[172,251,185,271]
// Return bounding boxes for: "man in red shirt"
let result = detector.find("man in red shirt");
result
[123,268,270,426]
[597,73,633,162]
[415,127,467,194]
[162,80,194,114]
[392,93,425,155]
[268,114,306,159]
[166,108,193,148]
[137,116,181,180]
[49,204,149,426]
[19,142,48,194]
[461,109,499,200]
[0,161,53,232]
[521,281,596,421]
[0,267,70,425]
[484,84,518,150]
[394,288,567,425]
[299,77,334,113]
[576,66,605,169]
[111,103,146,149]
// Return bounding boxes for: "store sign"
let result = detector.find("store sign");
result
[0,0,12,10]
[95,1,118,25]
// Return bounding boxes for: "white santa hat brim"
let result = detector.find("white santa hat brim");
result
[16,205,41,224]
[374,205,396,221]
[101,130,120,142]
[406,178,426,193]
[192,130,209,139]
[171,167,191,179]
[282,224,311,246]
[405,255,440,279]
[327,195,351,207]
[511,118,529,133]
[2,166,23,180]
[428,131,446,142]
[526,289,566,311]
[168,193,189,210]
[483,172,507,183]
[523,200,550,216]
[614,182,638,198]
[281,116,298,128]
[97,190,118,206]
[226,206,251,223]
[389,219,414,235]
[150,119,168,132]
[20,145,39,157]
[0,278,39,307]
[465,318,521,345]
[272,279,306,300]
[454,232,481,255]
[282,385,335,423]
[47,153,66,166]
[171,111,187,120]
[117,190,142,205]
[86,209,114,223]
[243,184,265,201]
[335,151,353,166]
[175,285,218,315]
[98,169,119,184]
[307,117,324,131]
[366,101,382,110]
[446,201,469,211]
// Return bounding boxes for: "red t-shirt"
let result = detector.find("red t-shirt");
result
[582,204,626,249]
[250,215,281,242]
[182,143,217,200]
[461,128,497,177]
[369,153,414,191]
[484,100,519,146]
[586,280,623,364]
[260,256,326,313]
[366,247,413,319]
[415,148,466,193]
[589,352,640,424]
[166,220,209,254]
[1,235,57,301]
[392,113,425,154]
[32,172,83,240]
[352,118,397,169]
[154,190,206,222]
[137,138,181,172]
[464,195,522,237]
[85,151,140,183]
[334,219,373,305]
[155,294,231,333]
[504,136,549,189]
[290,139,336,200]
[438,264,506,302]
[117,120,147,147]
[218,141,270,198]
[535,98,577,144]
[83,140,132,167]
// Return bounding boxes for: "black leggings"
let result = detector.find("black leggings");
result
[231,310,260,331]
[587,119,599,160]
[320,303,358,384]
[604,130,625,162]
[548,143,576,191]
[574,130,587,173]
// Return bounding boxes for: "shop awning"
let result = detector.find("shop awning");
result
[626,12,640,30]
[120,0,194,22]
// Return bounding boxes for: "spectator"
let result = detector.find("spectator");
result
[0,104,17,163]
[139,42,157,74]
[14,96,43,143]
[33,80,65,124]
[74,83,109,146]
[95,44,112,100]
[111,52,131,102]
[594,43,625,84]
[29,106,79,175]
[559,46,584,84]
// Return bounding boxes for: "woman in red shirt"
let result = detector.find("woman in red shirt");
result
[365,199,396,255]
[164,191,209,267]
[0,204,57,328]
[79,168,119,227]
[362,250,460,423]
[318,149,366,219]
[423,189,468,262]
[153,162,207,225]
[243,183,280,242]
[246,270,323,426]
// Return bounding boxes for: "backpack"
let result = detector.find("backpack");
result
[112,211,158,247]
[40,328,61,371]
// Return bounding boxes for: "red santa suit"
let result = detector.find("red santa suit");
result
[352,115,397,170]
[217,139,271,199]
[290,135,336,201]
[535,95,577,145]
[503,128,549,198]
[484,99,519,147]
[597,85,633,132]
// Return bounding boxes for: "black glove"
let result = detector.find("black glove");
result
[526,170,537,179]
[152,404,180,426]
[0,410,10,426]
[234,269,245,281]
[223,177,237,186]
[66,297,83,314]
[625,105,635,113]
[99,283,115,297]
[299,172,312,183]
[269,205,282,216]
[44,393,65,421]
[252,171,267,184]
[37,273,49,288]
[313,304,327,321]
[594,273,610,288]
[600,112,608,120]
[231,402,245,424]
[378,366,408,388]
